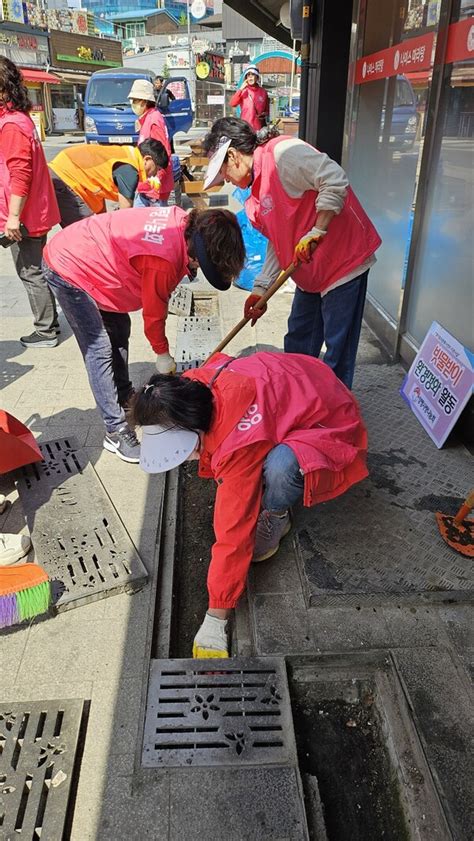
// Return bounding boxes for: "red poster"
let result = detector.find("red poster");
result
[446,18,474,64]
[355,33,435,84]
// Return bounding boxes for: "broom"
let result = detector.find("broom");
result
[0,563,52,629]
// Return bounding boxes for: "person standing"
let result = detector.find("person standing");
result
[127,79,174,206]
[203,118,381,389]
[0,57,60,348]
[230,66,269,132]
[42,206,245,463]
[154,76,175,113]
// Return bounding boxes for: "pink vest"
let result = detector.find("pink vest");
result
[137,108,173,197]
[245,137,381,294]
[44,206,189,312]
[0,109,60,235]
[198,352,368,505]
[238,87,269,132]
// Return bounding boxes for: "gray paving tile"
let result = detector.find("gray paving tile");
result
[307,606,392,652]
[98,772,170,841]
[383,606,449,648]
[252,593,315,654]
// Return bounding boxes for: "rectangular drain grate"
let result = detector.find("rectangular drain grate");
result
[15,438,148,612]
[142,657,296,767]
[168,286,193,317]
[0,698,84,840]
[175,316,221,372]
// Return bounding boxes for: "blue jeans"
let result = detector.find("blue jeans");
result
[284,271,369,389]
[43,264,127,433]
[133,193,168,208]
[262,444,304,512]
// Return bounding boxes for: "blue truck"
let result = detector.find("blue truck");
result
[83,67,193,145]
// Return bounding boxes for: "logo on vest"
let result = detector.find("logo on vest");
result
[237,403,262,432]
[142,207,170,245]
[260,195,274,216]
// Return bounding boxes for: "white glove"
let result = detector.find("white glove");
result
[193,612,229,658]
[155,352,176,375]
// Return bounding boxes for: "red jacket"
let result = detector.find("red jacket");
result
[137,108,173,199]
[230,84,269,132]
[185,352,368,609]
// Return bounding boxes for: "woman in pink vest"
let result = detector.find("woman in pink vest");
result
[230,66,269,132]
[203,118,382,389]
[133,351,368,657]
[0,57,60,348]
[42,206,245,463]
[127,79,174,205]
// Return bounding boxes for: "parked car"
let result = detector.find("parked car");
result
[83,67,193,145]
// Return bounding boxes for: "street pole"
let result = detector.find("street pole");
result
[186,0,195,104]
[289,39,296,108]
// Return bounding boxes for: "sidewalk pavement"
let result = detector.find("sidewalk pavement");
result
[1,210,472,839]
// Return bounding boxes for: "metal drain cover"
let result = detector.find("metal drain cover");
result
[0,698,83,840]
[15,438,148,612]
[142,658,296,768]
[168,286,192,316]
[175,316,221,372]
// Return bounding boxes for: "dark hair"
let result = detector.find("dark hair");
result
[185,208,245,284]
[202,117,279,157]
[132,374,213,432]
[155,76,164,83]
[0,57,32,113]
[138,138,169,170]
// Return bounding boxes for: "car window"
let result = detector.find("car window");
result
[395,79,414,108]
[88,78,137,107]
[166,81,188,100]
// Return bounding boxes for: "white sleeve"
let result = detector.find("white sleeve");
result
[274,139,348,215]
[252,241,282,293]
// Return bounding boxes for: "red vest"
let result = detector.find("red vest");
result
[237,86,269,132]
[0,109,60,236]
[137,108,174,198]
[43,206,189,312]
[245,137,381,294]
[189,352,368,506]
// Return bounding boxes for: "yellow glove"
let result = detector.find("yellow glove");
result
[193,612,229,658]
[147,175,161,191]
[293,228,327,263]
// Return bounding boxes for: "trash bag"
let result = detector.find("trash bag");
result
[234,208,268,292]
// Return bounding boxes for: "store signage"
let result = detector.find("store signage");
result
[191,0,206,19]
[195,51,224,82]
[56,54,121,67]
[0,31,38,50]
[207,94,224,104]
[355,33,434,84]
[400,322,474,448]
[446,18,474,64]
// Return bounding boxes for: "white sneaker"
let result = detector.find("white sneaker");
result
[0,533,32,566]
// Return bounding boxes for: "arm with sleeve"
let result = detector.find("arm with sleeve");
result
[131,254,178,354]
[230,88,244,108]
[206,441,272,609]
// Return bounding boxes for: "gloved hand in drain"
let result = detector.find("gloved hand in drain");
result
[244,293,267,326]
[293,228,326,263]
[155,352,176,375]
[193,612,229,658]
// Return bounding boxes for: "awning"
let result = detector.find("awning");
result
[54,71,92,85]
[21,69,61,85]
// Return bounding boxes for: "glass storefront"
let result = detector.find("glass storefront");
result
[343,0,473,357]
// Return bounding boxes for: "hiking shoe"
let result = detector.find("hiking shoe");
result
[20,331,58,348]
[252,510,291,562]
[0,533,32,566]
[103,424,140,463]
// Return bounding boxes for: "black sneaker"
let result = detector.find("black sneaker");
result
[20,331,58,348]
[103,424,140,463]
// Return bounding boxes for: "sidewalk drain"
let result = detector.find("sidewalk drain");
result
[0,699,84,840]
[16,438,148,611]
[175,316,221,372]
[142,658,296,767]
[168,286,192,316]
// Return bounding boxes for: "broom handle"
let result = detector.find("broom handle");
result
[204,260,298,363]
[454,489,474,525]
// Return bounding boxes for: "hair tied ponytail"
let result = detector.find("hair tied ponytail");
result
[256,123,281,145]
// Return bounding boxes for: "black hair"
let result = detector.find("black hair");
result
[155,76,164,83]
[132,374,214,432]
[138,138,169,171]
[184,208,245,284]
[0,57,32,113]
[202,117,280,157]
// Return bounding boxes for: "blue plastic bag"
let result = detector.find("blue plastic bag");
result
[234,208,268,292]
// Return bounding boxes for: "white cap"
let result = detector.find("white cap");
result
[140,424,199,473]
[244,64,260,79]
[203,136,231,190]
[128,79,156,102]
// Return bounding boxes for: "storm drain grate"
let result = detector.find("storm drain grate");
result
[168,286,193,317]
[142,657,296,767]
[15,438,148,611]
[0,698,84,840]
[175,316,221,372]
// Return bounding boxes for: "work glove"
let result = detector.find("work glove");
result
[155,352,176,375]
[244,293,267,326]
[193,612,229,658]
[293,228,327,263]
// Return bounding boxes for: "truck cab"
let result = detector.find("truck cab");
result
[84,68,193,145]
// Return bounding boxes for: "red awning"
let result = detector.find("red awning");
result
[21,69,61,84]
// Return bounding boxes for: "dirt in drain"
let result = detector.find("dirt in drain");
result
[290,684,410,841]
[171,461,217,658]
[193,295,218,317]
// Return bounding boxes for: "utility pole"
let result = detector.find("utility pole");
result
[186,0,195,104]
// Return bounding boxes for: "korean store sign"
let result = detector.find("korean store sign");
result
[355,33,434,84]
[401,322,474,448]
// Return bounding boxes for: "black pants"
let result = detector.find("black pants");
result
[52,172,133,403]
